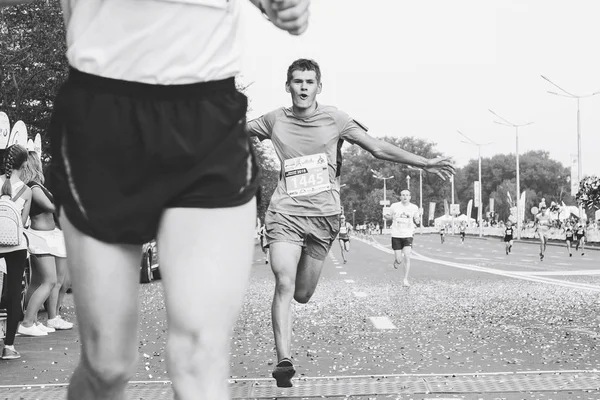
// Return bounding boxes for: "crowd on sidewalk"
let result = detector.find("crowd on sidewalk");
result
[0,145,73,361]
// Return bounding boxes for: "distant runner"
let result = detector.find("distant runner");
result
[337,215,352,264]
[386,190,420,287]
[504,221,514,255]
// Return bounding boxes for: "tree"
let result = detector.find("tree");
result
[1,2,68,161]
[340,136,451,225]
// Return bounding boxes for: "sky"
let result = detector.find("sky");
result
[237,0,600,179]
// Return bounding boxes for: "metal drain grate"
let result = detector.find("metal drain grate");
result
[0,372,599,399]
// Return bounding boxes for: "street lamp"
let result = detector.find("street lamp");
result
[408,166,423,227]
[541,75,600,220]
[457,130,492,238]
[352,209,356,227]
[371,169,394,230]
[488,110,533,240]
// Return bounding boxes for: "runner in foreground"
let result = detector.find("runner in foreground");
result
[386,189,420,287]
[247,58,455,387]
[0,0,311,398]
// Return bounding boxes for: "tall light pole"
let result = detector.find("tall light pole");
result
[408,166,423,227]
[541,75,600,220]
[489,110,533,240]
[371,169,394,230]
[457,130,492,238]
[352,209,356,227]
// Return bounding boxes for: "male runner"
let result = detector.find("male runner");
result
[246,58,454,387]
[564,221,575,257]
[0,1,311,399]
[439,225,446,244]
[535,205,551,261]
[337,214,352,264]
[386,189,420,287]
[504,221,514,255]
[459,223,466,244]
[575,222,586,256]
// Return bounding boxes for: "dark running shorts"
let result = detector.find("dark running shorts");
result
[566,236,575,243]
[264,211,340,261]
[504,236,513,242]
[460,232,465,237]
[338,235,350,242]
[49,68,259,244]
[392,237,413,250]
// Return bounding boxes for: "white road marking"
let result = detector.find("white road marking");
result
[344,279,355,283]
[335,266,343,269]
[369,316,397,330]
[339,271,347,275]
[507,270,600,276]
[354,237,600,292]
[353,291,368,298]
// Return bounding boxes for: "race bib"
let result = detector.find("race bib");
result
[284,153,331,197]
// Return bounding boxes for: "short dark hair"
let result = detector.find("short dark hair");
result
[286,58,321,84]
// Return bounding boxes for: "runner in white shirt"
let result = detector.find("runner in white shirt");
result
[385,190,420,287]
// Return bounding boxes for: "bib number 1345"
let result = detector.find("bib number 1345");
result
[284,153,331,197]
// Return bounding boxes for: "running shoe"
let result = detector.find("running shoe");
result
[506,248,509,255]
[569,253,572,257]
[272,358,295,388]
[403,279,411,287]
[1,346,20,360]
[17,323,47,336]
[47,316,74,330]
[582,253,585,256]
[36,322,55,333]
[540,253,544,261]
[343,260,347,264]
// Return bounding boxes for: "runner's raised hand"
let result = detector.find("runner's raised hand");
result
[261,0,310,35]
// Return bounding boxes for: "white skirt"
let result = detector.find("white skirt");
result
[25,228,67,258]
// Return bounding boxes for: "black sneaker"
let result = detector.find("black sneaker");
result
[569,253,572,257]
[506,248,509,255]
[540,253,544,261]
[272,358,295,388]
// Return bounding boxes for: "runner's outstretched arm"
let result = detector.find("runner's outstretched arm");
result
[344,130,455,180]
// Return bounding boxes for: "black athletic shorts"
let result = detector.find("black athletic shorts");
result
[460,232,465,237]
[504,236,513,242]
[566,235,575,243]
[392,237,413,250]
[49,68,259,244]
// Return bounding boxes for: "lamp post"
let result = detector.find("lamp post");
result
[352,209,356,227]
[541,75,600,220]
[488,110,533,240]
[457,130,492,238]
[371,169,394,230]
[408,166,423,227]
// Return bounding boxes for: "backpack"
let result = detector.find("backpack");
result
[0,185,27,247]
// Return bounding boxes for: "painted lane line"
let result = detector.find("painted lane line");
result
[339,271,347,275]
[507,270,600,276]
[344,279,355,283]
[335,266,343,269]
[369,316,397,330]
[353,236,600,292]
[353,291,368,298]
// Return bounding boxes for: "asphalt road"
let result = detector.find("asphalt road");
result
[1,232,600,399]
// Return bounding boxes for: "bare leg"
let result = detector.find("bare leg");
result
[22,255,57,327]
[393,249,403,269]
[55,258,70,316]
[24,256,42,312]
[269,242,302,362]
[402,246,412,287]
[338,240,346,263]
[156,200,256,400]
[45,256,67,320]
[60,214,141,400]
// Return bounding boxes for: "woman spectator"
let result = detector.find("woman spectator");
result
[21,151,73,332]
[0,144,34,360]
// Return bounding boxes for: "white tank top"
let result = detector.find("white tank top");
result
[63,0,242,84]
